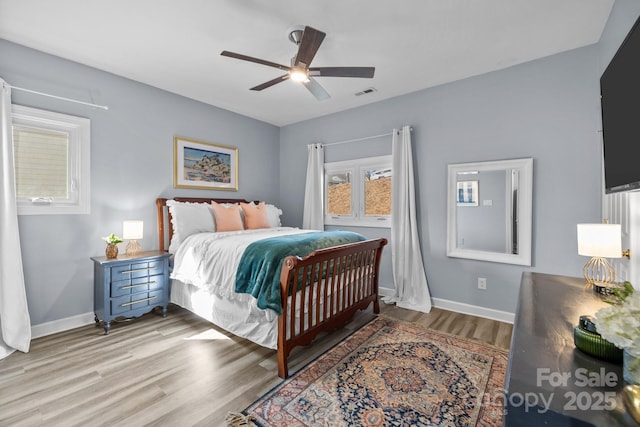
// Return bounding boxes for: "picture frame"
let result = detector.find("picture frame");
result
[173,136,238,191]
[456,180,478,206]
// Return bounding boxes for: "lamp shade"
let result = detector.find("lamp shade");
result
[123,220,144,240]
[577,223,622,258]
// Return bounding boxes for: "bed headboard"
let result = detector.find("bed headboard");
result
[156,197,250,252]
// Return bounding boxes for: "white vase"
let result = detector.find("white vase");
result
[624,349,640,385]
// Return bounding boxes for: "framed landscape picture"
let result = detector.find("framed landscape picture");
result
[173,136,238,191]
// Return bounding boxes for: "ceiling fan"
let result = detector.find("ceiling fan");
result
[221,25,375,101]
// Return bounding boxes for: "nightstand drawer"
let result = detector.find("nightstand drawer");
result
[111,289,163,316]
[147,261,164,276]
[111,262,154,279]
[110,275,163,297]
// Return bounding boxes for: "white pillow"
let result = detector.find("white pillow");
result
[166,200,215,253]
[264,203,283,227]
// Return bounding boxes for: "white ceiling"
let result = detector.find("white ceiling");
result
[0,0,614,126]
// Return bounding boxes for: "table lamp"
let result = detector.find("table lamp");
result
[577,223,628,293]
[123,220,143,256]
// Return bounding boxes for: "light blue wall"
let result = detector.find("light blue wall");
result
[281,48,601,313]
[0,39,280,326]
[280,0,640,313]
[2,0,640,327]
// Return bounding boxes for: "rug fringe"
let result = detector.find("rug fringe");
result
[225,411,256,427]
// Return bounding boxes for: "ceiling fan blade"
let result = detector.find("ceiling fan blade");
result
[221,51,290,72]
[250,74,290,91]
[309,67,375,78]
[294,26,326,67]
[302,77,330,101]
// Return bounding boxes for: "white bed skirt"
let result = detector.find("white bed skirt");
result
[170,279,278,350]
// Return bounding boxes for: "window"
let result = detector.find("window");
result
[325,155,392,227]
[12,105,90,215]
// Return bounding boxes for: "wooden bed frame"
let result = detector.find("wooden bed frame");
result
[156,197,387,378]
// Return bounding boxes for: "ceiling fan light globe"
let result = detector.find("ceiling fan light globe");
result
[289,69,309,82]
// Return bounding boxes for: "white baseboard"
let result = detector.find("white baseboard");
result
[379,286,394,297]
[31,312,95,339]
[431,298,514,324]
[378,286,514,324]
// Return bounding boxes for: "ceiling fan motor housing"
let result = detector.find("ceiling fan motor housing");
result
[287,25,306,45]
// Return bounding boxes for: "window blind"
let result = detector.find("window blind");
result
[13,125,69,199]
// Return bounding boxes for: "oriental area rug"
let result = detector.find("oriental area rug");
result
[239,317,508,427]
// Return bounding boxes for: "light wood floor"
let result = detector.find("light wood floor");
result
[0,303,512,427]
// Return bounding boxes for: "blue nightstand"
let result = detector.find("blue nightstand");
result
[91,250,171,334]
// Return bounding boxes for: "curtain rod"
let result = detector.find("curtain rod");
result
[321,126,412,147]
[6,84,109,110]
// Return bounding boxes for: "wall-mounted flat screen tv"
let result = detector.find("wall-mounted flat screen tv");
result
[601,15,640,193]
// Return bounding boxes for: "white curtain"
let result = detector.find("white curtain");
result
[384,125,432,313]
[302,143,324,230]
[0,79,31,359]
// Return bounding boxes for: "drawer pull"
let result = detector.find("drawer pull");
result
[120,296,157,307]
[120,281,156,290]
[119,268,149,274]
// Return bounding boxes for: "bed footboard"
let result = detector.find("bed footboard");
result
[277,237,387,378]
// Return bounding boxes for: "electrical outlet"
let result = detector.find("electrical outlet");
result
[478,277,487,290]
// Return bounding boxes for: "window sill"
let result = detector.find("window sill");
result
[324,219,391,229]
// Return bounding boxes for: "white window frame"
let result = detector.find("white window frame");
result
[12,105,90,215]
[324,155,392,228]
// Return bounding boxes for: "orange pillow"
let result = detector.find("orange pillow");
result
[211,201,244,232]
[241,202,271,230]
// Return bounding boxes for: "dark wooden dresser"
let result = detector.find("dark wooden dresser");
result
[505,272,636,426]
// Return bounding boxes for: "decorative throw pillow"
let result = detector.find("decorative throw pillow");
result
[166,200,215,253]
[241,202,271,229]
[264,203,283,227]
[211,201,244,232]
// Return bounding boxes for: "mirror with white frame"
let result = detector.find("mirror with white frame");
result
[447,158,533,266]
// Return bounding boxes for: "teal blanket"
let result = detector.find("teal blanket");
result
[235,230,366,314]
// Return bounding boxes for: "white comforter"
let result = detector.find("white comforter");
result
[170,227,313,314]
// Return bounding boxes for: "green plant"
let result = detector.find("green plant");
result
[595,281,640,357]
[103,233,123,245]
[607,281,636,305]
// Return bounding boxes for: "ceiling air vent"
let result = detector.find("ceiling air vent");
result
[355,87,377,96]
